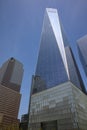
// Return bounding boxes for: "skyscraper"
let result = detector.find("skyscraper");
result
[0,57,24,127]
[32,8,81,94]
[28,8,87,130]
[0,57,24,92]
[77,35,87,76]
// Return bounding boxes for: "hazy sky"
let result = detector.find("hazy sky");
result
[0,0,87,119]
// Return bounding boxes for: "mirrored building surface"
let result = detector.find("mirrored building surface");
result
[32,8,82,94]
[77,35,87,76]
[28,8,87,130]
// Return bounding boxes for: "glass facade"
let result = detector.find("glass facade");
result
[35,9,69,89]
[77,35,87,76]
[28,8,87,130]
[32,8,81,94]
[29,82,87,130]
[65,47,81,89]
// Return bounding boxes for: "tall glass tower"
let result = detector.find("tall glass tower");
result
[28,8,87,130]
[32,8,81,94]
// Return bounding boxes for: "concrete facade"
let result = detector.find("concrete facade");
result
[0,57,23,128]
[28,82,87,130]
[0,84,21,127]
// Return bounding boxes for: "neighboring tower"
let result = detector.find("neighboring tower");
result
[65,46,86,93]
[0,57,23,92]
[32,8,82,94]
[77,35,87,76]
[65,46,81,88]
[0,57,24,128]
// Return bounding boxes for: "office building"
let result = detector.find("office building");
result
[77,35,87,76]
[65,46,86,93]
[32,8,82,94]
[0,58,23,128]
[28,8,87,130]
[0,84,21,127]
[0,57,24,92]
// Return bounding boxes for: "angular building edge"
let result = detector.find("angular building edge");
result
[28,81,87,130]
[0,57,24,128]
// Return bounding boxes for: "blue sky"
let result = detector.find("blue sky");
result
[0,0,87,119]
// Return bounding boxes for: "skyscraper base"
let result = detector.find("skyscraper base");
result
[28,81,87,130]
